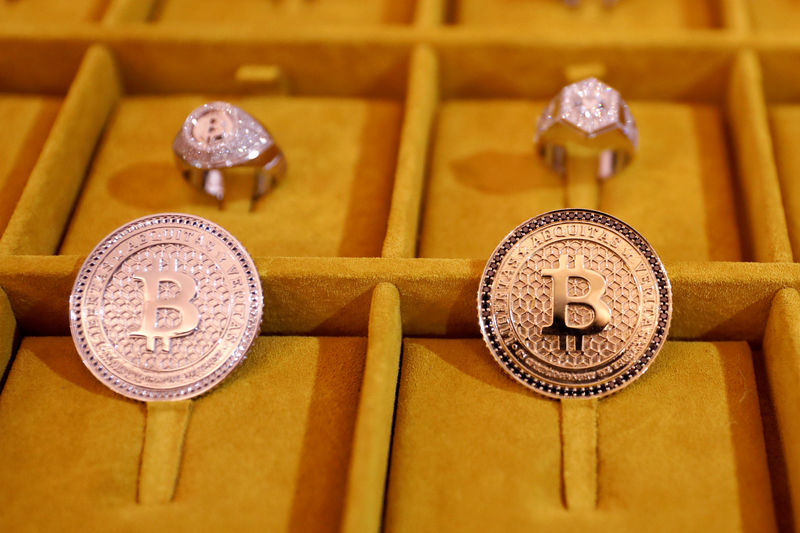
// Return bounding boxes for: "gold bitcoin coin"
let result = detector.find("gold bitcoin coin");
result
[69,213,263,401]
[478,209,671,398]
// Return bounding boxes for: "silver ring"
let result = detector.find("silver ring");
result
[173,101,286,205]
[535,77,637,180]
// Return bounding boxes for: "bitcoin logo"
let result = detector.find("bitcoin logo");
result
[129,270,201,353]
[541,254,611,351]
[478,209,672,398]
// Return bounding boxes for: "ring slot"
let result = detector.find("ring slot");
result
[137,400,193,504]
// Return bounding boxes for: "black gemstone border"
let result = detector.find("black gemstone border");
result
[477,208,673,399]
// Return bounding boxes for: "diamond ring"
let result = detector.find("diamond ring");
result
[173,101,286,206]
[535,78,637,180]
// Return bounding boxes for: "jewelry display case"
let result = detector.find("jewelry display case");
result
[0,1,798,531]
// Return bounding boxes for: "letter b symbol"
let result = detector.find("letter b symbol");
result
[129,270,200,353]
[541,254,611,351]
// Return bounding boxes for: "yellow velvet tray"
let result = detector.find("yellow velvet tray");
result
[1,0,800,532]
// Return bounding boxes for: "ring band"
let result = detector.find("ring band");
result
[173,101,286,204]
[535,77,637,180]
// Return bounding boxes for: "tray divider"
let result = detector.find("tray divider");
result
[720,0,752,33]
[414,0,448,27]
[102,0,157,25]
[726,50,792,262]
[564,156,601,210]
[763,288,800,531]
[0,256,798,339]
[381,45,440,258]
[0,288,17,392]
[0,44,122,256]
[560,398,598,510]
[341,282,403,533]
[137,400,193,504]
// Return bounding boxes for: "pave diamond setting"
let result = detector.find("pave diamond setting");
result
[536,77,638,148]
[174,101,273,170]
[560,77,620,135]
[535,78,638,179]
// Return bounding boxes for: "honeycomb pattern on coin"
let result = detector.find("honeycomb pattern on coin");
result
[102,243,232,371]
[69,213,263,401]
[508,239,640,369]
[478,209,672,399]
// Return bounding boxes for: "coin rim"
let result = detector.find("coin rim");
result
[69,212,264,401]
[477,208,672,399]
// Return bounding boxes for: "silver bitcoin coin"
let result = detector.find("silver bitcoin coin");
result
[69,213,263,401]
[478,209,672,398]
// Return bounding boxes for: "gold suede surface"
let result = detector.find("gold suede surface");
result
[0,257,796,341]
[138,400,193,504]
[726,53,793,262]
[763,289,800,532]
[385,339,775,532]
[0,95,60,237]
[0,289,16,380]
[0,46,123,257]
[769,105,800,260]
[342,283,403,533]
[0,0,108,23]
[749,0,800,30]
[597,341,776,532]
[386,338,561,531]
[419,100,742,262]
[0,0,798,529]
[149,0,415,26]
[560,399,598,510]
[0,336,367,531]
[453,0,720,29]
[0,337,145,531]
[382,46,439,259]
[59,95,401,257]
